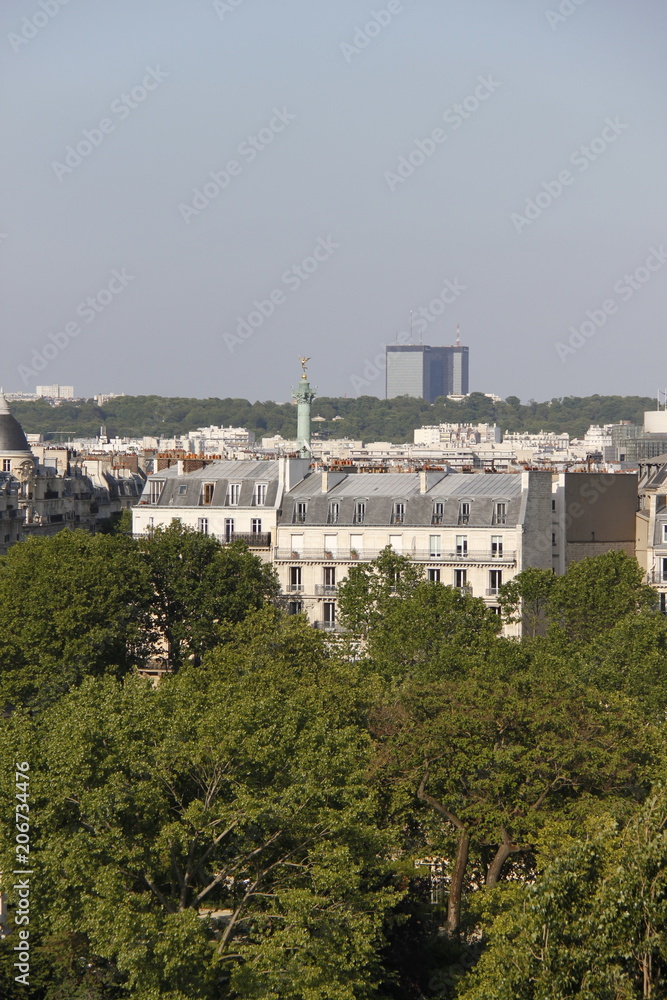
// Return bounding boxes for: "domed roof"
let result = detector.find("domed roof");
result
[0,391,32,454]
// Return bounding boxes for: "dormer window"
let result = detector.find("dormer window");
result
[432,502,444,525]
[227,483,240,506]
[458,500,471,525]
[149,480,165,504]
[201,483,215,505]
[254,483,267,506]
[353,500,366,525]
[293,501,308,524]
[392,501,405,525]
[328,501,340,524]
[493,501,507,526]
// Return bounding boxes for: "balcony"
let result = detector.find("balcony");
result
[456,585,473,596]
[287,584,304,594]
[224,531,271,548]
[315,584,338,596]
[314,622,345,633]
[486,587,501,596]
[292,512,307,524]
[274,548,516,564]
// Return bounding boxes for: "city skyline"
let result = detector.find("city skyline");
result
[3,1,666,402]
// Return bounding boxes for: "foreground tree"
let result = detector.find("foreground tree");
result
[374,648,656,938]
[141,523,279,668]
[0,613,396,999]
[459,789,667,999]
[0,530,152,710]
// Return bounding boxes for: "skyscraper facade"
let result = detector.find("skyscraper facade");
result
[386,345,469,401]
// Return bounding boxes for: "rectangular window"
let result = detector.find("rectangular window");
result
[552,532,556,547]
[288,600,302,615]
[662,558,667,584]
[493,502,507,526]
[454,569,467,589]
[392,502,405,524]
[251,518,262,534]
[324,533,337,556]
[350,534,363,558]
[149,480,165,504]
[224,518,234,541]
[389,534,403,554]
[456,535,468,556]
[324,566,336,588]
[491,535,503,558]
[201,483,215,505]
[227,483,240,506]
[290,566,303,591]
[662,523,667,544]
[429,534,441,558]
[178,484,188,496]
[489,569,503,594]
[2,460,11,472]
[432,502,444,525]
[197,518,208,535]
[291,534,304,556]
[551,498,556,512]
[294,501,307,523]
[254,483,267,506]
[328,502,340,524]
[661,593,667,614]
[323,602,336,625]
[458,501,470,525]
[354,501,365,524]
[428,568,441,583]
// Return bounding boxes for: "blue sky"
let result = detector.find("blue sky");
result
[2,0,666,402]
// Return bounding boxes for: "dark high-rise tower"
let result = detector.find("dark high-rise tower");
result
[385,344,469,401]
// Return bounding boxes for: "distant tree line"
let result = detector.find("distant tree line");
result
[1,530,667,997]
[10,392,656,445]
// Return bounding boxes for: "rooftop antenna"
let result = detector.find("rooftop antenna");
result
[456,323,461,348]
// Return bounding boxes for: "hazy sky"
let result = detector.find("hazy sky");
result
[2,0,666,402]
